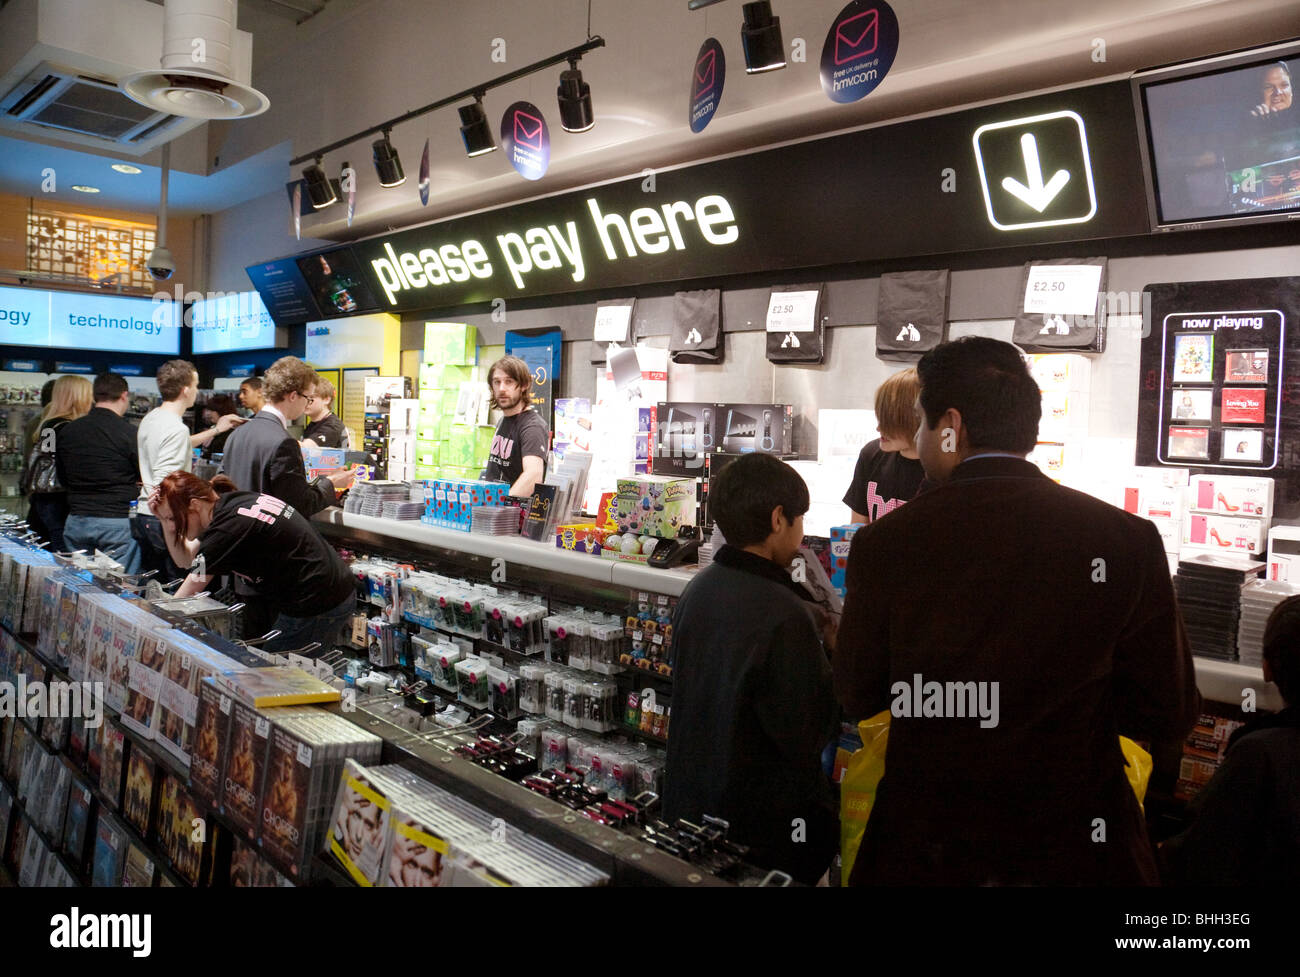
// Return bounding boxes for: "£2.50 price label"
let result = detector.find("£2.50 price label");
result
[765,290,820,333]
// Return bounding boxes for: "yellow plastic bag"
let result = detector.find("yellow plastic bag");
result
[1120,735,1153,810]
[839,710,891,881]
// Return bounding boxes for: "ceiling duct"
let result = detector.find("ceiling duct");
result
[120,0,268,120]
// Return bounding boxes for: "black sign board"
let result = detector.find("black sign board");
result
[253,80,1148,321]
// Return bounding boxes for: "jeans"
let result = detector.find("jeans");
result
[134,512,184,583]
[265,591,356,656]
[63,514,142,576]
[31,494,69,553]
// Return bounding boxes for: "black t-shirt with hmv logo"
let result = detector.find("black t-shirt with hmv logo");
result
[192,491,354,616]
[482,409,549,488]
[842,439,925,522]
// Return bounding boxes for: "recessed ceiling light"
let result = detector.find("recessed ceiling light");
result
[111,163,142,174]
[71,185,101,193]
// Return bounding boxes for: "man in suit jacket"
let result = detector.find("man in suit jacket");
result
[834,337,1199,886]
[220,356,354,514]
[220,356,354,637]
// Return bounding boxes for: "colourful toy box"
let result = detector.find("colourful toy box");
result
[829,523,865,597]
[612,475,696,540]
[423,479,509,532]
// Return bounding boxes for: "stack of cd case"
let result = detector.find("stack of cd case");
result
[328,760,609,887]
[1174,553,1265,660]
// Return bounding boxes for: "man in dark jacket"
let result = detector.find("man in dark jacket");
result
[220,356,353,637]
[664,453,839,885]
[56,373,142,574]
[835,337,1199,886]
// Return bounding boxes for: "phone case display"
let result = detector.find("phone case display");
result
[1140,283,1291,474]
[622,591,677,677]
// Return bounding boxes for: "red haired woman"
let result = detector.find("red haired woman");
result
[152,472,355,654]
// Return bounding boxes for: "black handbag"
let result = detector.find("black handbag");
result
[20,442,62,495]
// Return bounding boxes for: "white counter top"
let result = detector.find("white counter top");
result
[315,509,698,595]
[316,510,1270,705]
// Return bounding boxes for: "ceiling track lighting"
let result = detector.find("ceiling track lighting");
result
[458,97,497,157]
[557,58,595,133]
[741,1,786,74]
[288,35,605,171]
[302,157,338,209]
[373,130,406,187]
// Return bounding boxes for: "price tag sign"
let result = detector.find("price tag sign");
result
[766,290,820,333]
[1023,265,1103,316]
[594,304,633,342]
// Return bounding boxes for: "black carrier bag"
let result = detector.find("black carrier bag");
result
[875,269,949,362]
[669,289,724,364]
[765,285,824,364]
[1011,257,1108,353]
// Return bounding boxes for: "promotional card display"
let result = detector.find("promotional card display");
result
[1139,278,1296,477]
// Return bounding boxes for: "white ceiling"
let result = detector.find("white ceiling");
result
[2,0,1297,239]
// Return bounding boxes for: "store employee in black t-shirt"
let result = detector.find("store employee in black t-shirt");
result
[152,471,355,656]
[482,355,549,497]
[843,368,926,523]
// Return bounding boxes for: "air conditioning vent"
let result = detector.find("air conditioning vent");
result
[1,62,188,145]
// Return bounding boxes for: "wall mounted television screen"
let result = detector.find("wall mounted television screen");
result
[1134,40,1300,231]
[294,246,380,318]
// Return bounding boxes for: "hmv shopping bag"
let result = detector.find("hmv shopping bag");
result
[765,286,824,364]
[670,289,723,364]
[876,270,949,362]
[1012,257,1107,353]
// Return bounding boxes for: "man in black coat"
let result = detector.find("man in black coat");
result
[834,337,1199,886]
[664,453,839,885]
[219,355,353,637]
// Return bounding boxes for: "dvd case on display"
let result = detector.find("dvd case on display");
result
[122,750,158,838]
[121,841,156,887]
[223,700,271,840]
[190,679,232,810]
[18,819,47,887]
[121,633,167,740]
[259,723,313,879]
[0,782,13,861]
[62,777,94,870]
[329,758,392,886]
[384,809,451,887]
[164,780,204,885]
[91,811,127,887]
[42,758,72,839]
[98,720,127,809]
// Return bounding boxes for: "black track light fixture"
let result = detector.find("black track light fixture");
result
[741,1,786,74]
[459,97,497,157]
[557,59,594,133]
[302,157,337,208]
[372,130,406,188]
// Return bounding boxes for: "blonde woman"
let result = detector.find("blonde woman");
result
[28,374,92,551]
[843,368,926,524]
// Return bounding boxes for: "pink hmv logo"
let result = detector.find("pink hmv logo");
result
[694,48,717,97]
[834,9,879,65]
[513,110,544,151]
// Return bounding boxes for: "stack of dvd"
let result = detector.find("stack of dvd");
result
[470,505,524,536]
[328,759,609,887]
[345,480,412,517]
[255,707,384,881]
[1237,578,1298,667]
[1174,553,1265,661]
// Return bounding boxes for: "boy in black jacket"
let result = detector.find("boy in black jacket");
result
[663,453,838,884]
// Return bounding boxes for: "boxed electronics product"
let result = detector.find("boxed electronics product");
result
[1188,474,1274,519]
[1182,512,1267,556]
[829,523,865,597]
[718,403,793,455]
[1115,466,1190,557]
[423,322,478,365]
[651,401,717,475]
[612,475,696,539]
[1266,526,1300,582]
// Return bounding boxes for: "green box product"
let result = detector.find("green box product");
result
[444,465,482,481]
[415,464,441,480]
[415,440,442,466]
[446,425,478,469]
[436,388,462,415]
[418,363,480,391]
[474,425,496,460]
[423,322,477,365]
